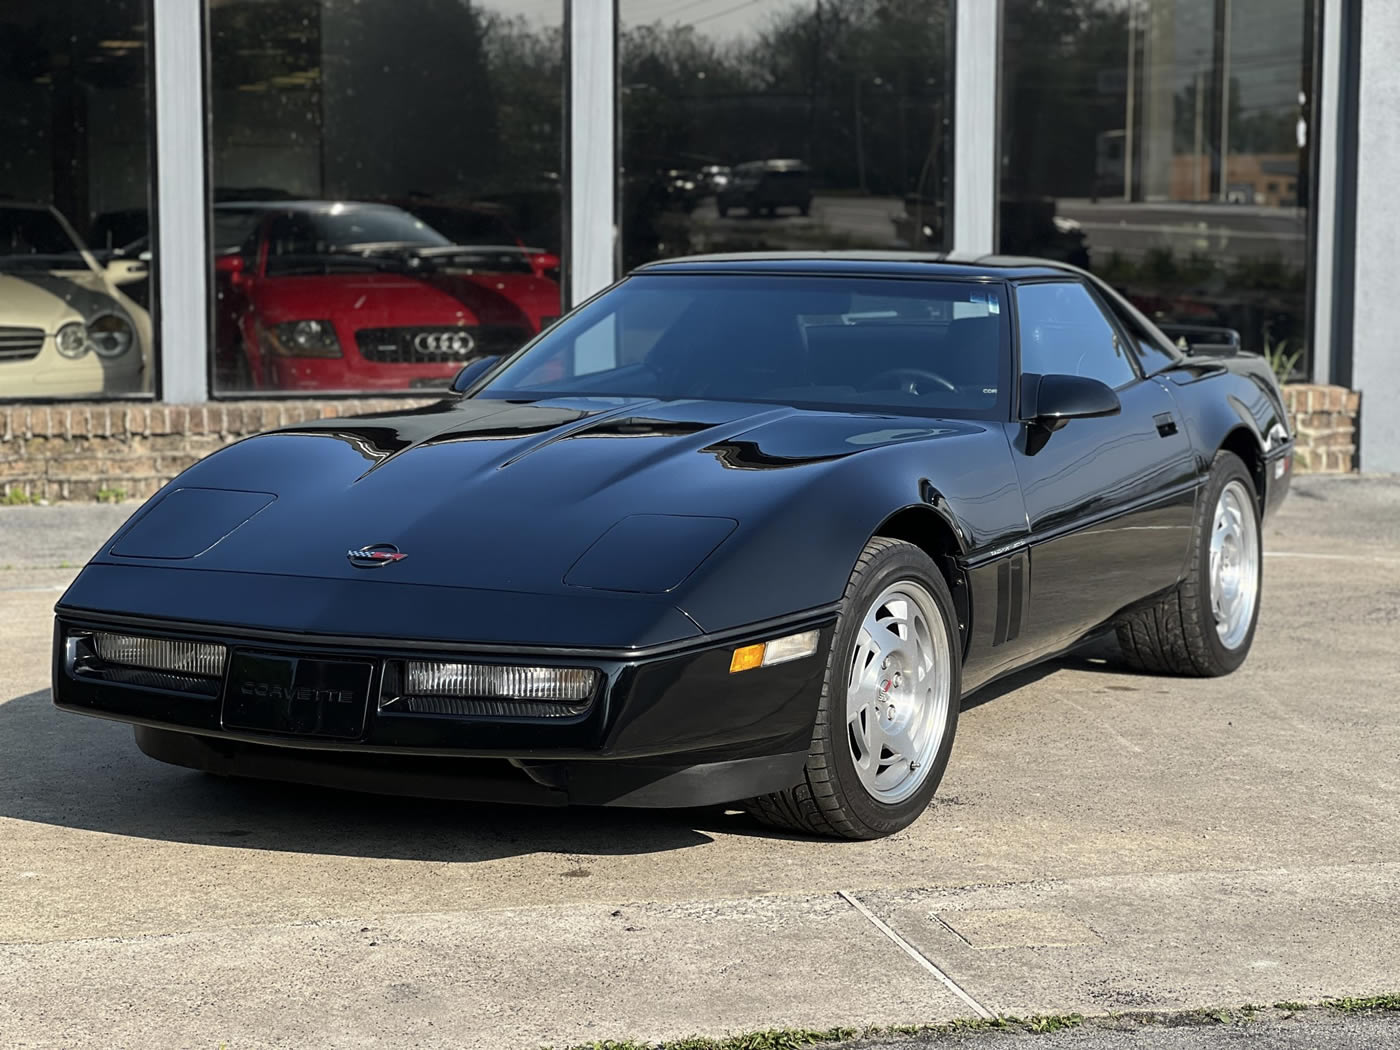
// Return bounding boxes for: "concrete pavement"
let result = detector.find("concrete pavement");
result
[0,476,1397,1048]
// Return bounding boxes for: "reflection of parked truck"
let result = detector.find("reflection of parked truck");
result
[716,159,813,217]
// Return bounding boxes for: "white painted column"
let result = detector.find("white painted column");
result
[151,0,210,403]
[1308,0,1343,386]
[952,0,999,255]
[1351,0,1400,472]
[569,0,617,307]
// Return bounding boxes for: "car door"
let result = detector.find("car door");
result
[1006,279,1197,659]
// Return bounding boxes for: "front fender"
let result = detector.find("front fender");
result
[671,427,1027,633]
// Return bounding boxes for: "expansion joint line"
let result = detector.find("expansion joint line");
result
[837,890,994,1020]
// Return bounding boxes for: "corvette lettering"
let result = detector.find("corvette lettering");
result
[239,681,357,705]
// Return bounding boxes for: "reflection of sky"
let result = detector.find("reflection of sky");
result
[623,0,800,40]
[485,0,565,26]
[624,0,1303,118]
[1161,0,1305,117]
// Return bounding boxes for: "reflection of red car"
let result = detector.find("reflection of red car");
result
[212,201,561,392]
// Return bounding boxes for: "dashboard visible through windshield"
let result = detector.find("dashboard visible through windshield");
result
[478,273,1010,418]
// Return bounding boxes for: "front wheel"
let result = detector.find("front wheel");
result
[1116,450,1262,676]
[746,538,960,839]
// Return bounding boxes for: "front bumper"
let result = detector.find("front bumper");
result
[51,612,832,807]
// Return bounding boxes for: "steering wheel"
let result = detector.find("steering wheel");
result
[861,368,958,396]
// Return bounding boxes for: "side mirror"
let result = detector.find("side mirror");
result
[450,355,501,394]
[1021,373,1121,432]
[104,258,148,285]
[1158,323,1242,357]
[530,251,560,273]
[214,254,246,285]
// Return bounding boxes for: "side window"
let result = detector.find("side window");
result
[1015,281,1137,389]
[1095,282,1183,374]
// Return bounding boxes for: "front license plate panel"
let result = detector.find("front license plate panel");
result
[223,651,374,739]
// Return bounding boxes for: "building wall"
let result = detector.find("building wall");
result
[1352,0,1400,473]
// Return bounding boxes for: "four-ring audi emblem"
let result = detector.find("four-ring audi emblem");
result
[413,330,475,355]
[347,543,407,568]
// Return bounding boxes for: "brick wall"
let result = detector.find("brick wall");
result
[1281,385,1361,474]
[1,400,433,503]
[0,386,1366,503]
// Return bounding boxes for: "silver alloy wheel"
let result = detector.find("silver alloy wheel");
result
[845,579,951,805]
[1209,479,1261,650]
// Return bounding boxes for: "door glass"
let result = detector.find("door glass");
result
[1016,282,1137,388]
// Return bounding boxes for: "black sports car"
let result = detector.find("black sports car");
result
[52,254,1293,839]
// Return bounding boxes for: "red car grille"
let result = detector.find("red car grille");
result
[0,326,45,362]
[355,325,533,364]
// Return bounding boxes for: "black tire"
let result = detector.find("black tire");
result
[1116,450,1262,676]
[717,203,729,217]
[746,538,961,839]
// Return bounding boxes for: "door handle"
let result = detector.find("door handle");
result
[1154,412,1178,438]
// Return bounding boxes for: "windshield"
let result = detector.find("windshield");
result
[0,207,86,269]
[260,205,451,276]
[479,274,1009,418]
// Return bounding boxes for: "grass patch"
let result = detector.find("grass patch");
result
[556,1030,857,1050]
[555,997,1400,1049]
[2,489,39,506]
[1325,994,1400,1012]
[95,487,127,504]
[553,1015,1087,1050]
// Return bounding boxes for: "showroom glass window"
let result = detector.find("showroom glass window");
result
[0,0,156,401]
[207,0,565,396]
[999,0,1315,373]
[620,0,955,271]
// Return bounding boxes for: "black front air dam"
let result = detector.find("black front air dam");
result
[133,727,809,808]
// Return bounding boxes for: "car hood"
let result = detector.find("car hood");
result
[252,272,535,330]
[0,270,119,332]
[93,396,981,599]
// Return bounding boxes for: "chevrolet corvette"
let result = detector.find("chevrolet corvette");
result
[53,254,1292,838]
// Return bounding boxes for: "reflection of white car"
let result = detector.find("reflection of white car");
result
[0,204,152,398]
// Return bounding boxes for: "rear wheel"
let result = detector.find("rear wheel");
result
[746,538,960,839]
[1116,450,1262,676]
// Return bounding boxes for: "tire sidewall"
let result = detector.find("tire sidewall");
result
[821,543,961,836]
[1195,452,1263,673]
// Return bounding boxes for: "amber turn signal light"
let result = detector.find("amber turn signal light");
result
[729,644,766,673]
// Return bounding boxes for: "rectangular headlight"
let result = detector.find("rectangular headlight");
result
[91,631,227,678]
[403,661,598,702]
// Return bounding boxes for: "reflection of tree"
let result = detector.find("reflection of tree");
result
[207,1,565,250]
[1000,0,1129,200]
[321,0,498,199]
[621,1,952,199]
[1098,246,1306,357]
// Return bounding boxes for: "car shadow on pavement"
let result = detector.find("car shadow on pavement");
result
[0,689,721,861]
[2,643,1157,858]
